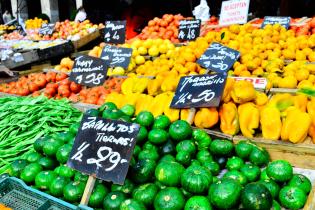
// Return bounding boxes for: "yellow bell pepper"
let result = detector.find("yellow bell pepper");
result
[255,91,268,106]
[132,78,149,93]
[231,80,256,104]
[135,94,152,114]
[307,98,315,116]
[161,76,180,92]
[222,77,235,103]
[281,107,311,143]
[268,93,294,112]
[307,98,315,143]
[148,93,169,117]
[194,108,219,129]
[180,109,190,121]
[238,102,260,138]
[308,116,315,143]
[219,102,240,135]
[147,78,163,96]
[121,77,135,95]
[260,106,282,140]
[163,92,179,122]
[293,94,308,112]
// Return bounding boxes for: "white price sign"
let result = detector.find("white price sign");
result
[219,0,250,26]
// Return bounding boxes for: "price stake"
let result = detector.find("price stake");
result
[38,23,55,36]
[69,55,108,87]
[170,74,227,108]
[100,45,132,69]
[67,114,140,184]
[197,42,240,73]
[178,19,201,41]
[104,20,126,44]
[261,16,291,29]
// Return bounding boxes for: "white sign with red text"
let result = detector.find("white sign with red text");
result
[231,77,267,89]
[219,0,250,26]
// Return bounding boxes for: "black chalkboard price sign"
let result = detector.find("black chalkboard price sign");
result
[100,45,132,69]
[69,55,108,87]
[178,19,201,41]
[261,16,291,29]
[104,20,126,44]
[67,115,140,185]
[38,23,55,36]
[170,73,227,108]
[197,42,240,73]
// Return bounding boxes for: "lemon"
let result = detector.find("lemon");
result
[135,55,145,65]
[112,67,125,75]
[148,46,159,57]
[138,46,147,55]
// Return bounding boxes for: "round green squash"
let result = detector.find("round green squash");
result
[155,161,185,186]
[154,187,185,210]
[181,165,212,194]
[132,183,158,207]
[241,182,272,210]
[184,196,212,210]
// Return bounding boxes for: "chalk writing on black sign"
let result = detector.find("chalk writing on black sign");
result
[101,45,132,69]
[197,42,240,73]
[178,19,201,41]
[170,74,226,108]
[39,23,54,35]
[67,115,140,184]
[261,16,291,29]
[69,55,108,87]
[104,21,126,44]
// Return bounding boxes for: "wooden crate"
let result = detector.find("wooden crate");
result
[72,29,100,50]
[304,182,315,210]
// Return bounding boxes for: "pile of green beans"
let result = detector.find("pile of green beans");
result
[0,96,82,173]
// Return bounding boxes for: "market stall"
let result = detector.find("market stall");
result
[0,2,315,209]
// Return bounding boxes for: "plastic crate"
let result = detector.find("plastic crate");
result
[0,176,92,210]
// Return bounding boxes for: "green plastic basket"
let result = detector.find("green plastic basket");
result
[0,176,92,210]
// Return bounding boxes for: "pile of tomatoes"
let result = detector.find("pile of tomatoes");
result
[0,72,68,96]
[291,17,315,36]
[76,77,125,105]
[138,14,185,43]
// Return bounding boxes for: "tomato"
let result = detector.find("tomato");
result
[32,91,41,97]
[97,94,106,105]
[28,83,39,92]
[58,84,69,93]
[58,88,71,98]
[85,96,98,104]
[19,88,30,96]
[46,83,58,90]
[56,73,68,81]
[79,88,88,97]
[10,88,18,95]
[70,82,81,93]
[46,72,57,83]
[35,78,47,88]
[68,93,79,102]
[45,87,57,96]
[60,78,71,86]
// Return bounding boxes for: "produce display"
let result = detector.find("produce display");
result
[2,19,100,41]
[0,11,315,210]
[25,18,48,29]
[4,102,313,209]
[0,96,82,174]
